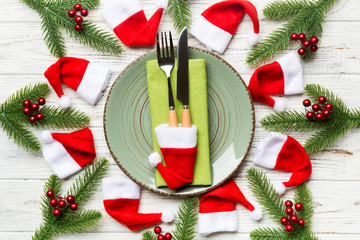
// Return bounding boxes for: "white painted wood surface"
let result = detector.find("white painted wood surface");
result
[0,0,359,239]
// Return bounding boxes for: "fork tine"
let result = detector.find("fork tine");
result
[169,31,174,58]
[164,32,169,58]
[161,32,165,58]
[156,33,160,60]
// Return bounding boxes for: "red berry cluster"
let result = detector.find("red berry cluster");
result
[68,3,89,32]
[281,200,305,233]
[290,33,318,56]
[303,96,333,122]
[46,190,78,217]
[22,98,46,123]
[154,226,172,240]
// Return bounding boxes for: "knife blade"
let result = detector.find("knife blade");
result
[177,27,191,127]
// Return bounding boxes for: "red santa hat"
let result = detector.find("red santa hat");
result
[102,0,168,47]
[198,179,262,235]
[248,52,303,112]
[102,177,174,231]
[190,0,260,54]
[41,128,96,179]
[253,132,312,195]
[44,57,111,108]
[148,124,197,190]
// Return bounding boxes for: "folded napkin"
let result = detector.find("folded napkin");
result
[146,59,211,187]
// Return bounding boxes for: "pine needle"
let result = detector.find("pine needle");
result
[168,0,192,33]
[172,197,199,240]
[142,231,157,240]
[250,227,290,239]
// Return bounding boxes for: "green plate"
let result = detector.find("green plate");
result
[104,47,254,196]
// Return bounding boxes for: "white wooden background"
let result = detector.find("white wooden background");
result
[1,0,359,239]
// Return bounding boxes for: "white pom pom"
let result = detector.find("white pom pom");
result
[149,152,162,167]
[273,99,286,112]
[156,0,168,9]
[248,33,260,46]
[40,130,54,143]
[58,95,71,108]
[273,181,286,195]
[161,211,175,223]
[249,206,263,221]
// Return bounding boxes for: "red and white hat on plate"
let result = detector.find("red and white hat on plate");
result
[253,132,312,194]
[248,51,303,112]
[148,124,197,190]
[102,0,168,47]
[198,179,262,235]
[190,0,260,54]
[44,57,111,108]
[41,127,96,179]
[102,177,174,231]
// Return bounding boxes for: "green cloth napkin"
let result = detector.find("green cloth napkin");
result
[146,59,212,187]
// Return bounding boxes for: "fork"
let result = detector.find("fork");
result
[156,31,178,127]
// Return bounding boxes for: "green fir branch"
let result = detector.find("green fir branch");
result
[142,230,157,240]
[168,0,192,33]
[41,175,63,223]
[294,184,314,233]
[263,0,313,20]
[250,227,291,239]
[41,13,66,58]
[53,210,102,234]
[32,224,54,240]
[172,197,199,240]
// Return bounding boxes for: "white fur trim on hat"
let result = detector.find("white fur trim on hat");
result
[273,98,286,112]
[161,211,175,223]
[248,33,260,46]
[58,95,71,108]
[253,132,288,169]
[155,124,197,148]
[198,211,238,236]
[156,0,168,9]
[149,152,162,167]
[102,177,140,200]
[277,52,304,95]
[102,0,143,29]
[249,205,263,221]
[41,130,54,144]
[273,181,286,195]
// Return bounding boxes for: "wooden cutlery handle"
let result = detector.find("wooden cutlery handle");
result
[181,109,191,127]
[168,110,178,127]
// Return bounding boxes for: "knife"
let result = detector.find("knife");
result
[177,27,191,128]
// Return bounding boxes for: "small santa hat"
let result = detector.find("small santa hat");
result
[44,57,111,108]
[102,0,168,47]
[102,177,175,231]
[198,179,262,235]
[149,124,197,190]
[248,52,303,112]
[254,132,312,195]
[41,128,96,179]
[190,0,260,54]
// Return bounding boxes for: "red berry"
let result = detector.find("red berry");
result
[303,99,311,107]
[75,24,83,32]
[323,109,331,118]
[285,200,293,207]
[310,36,318,44]
[306,111,315,120]
[81,9,89,17]
[290,33,298,41]
[295,202,303,211]
[154,226,162,234]
[36,113,44,121]
[70,203,78,211]
[58,200,67,208]
[50,198,58,207]
[298,33,306,42]
[325,103,334,111]
[47,190,55,198]
[302,40,311,48]
[68,9,76,18]
[31,103,39,111]
[53,208,62,217]
[290,215,298,223]
[318,96,327,104]
[285,224,294,232]
[38,97,46,105]
[23,99,31,107]
[74,3,82,11]
[29,116,37,123]
[23,107,31,115]
[164,233,172,240]
[298,219,305,226]
[157,234,164,240]
[280,217,289,225]
[298,48,306,56]
[310,45,318,52]
[66,195,75,203]
[316,113,324,121]
[312,104,321,112]
[285,207,293,216]
[75,16,83,23]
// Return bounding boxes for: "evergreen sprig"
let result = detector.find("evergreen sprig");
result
[246,0,337,65]
[260,84,360,155]
[0,83,90,152]
[168,0,192,33]
[32,158,109,240]
[22,0,122,58]
[247,167,318,239]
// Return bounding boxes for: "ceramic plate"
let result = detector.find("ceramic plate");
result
[104,47,254,196]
